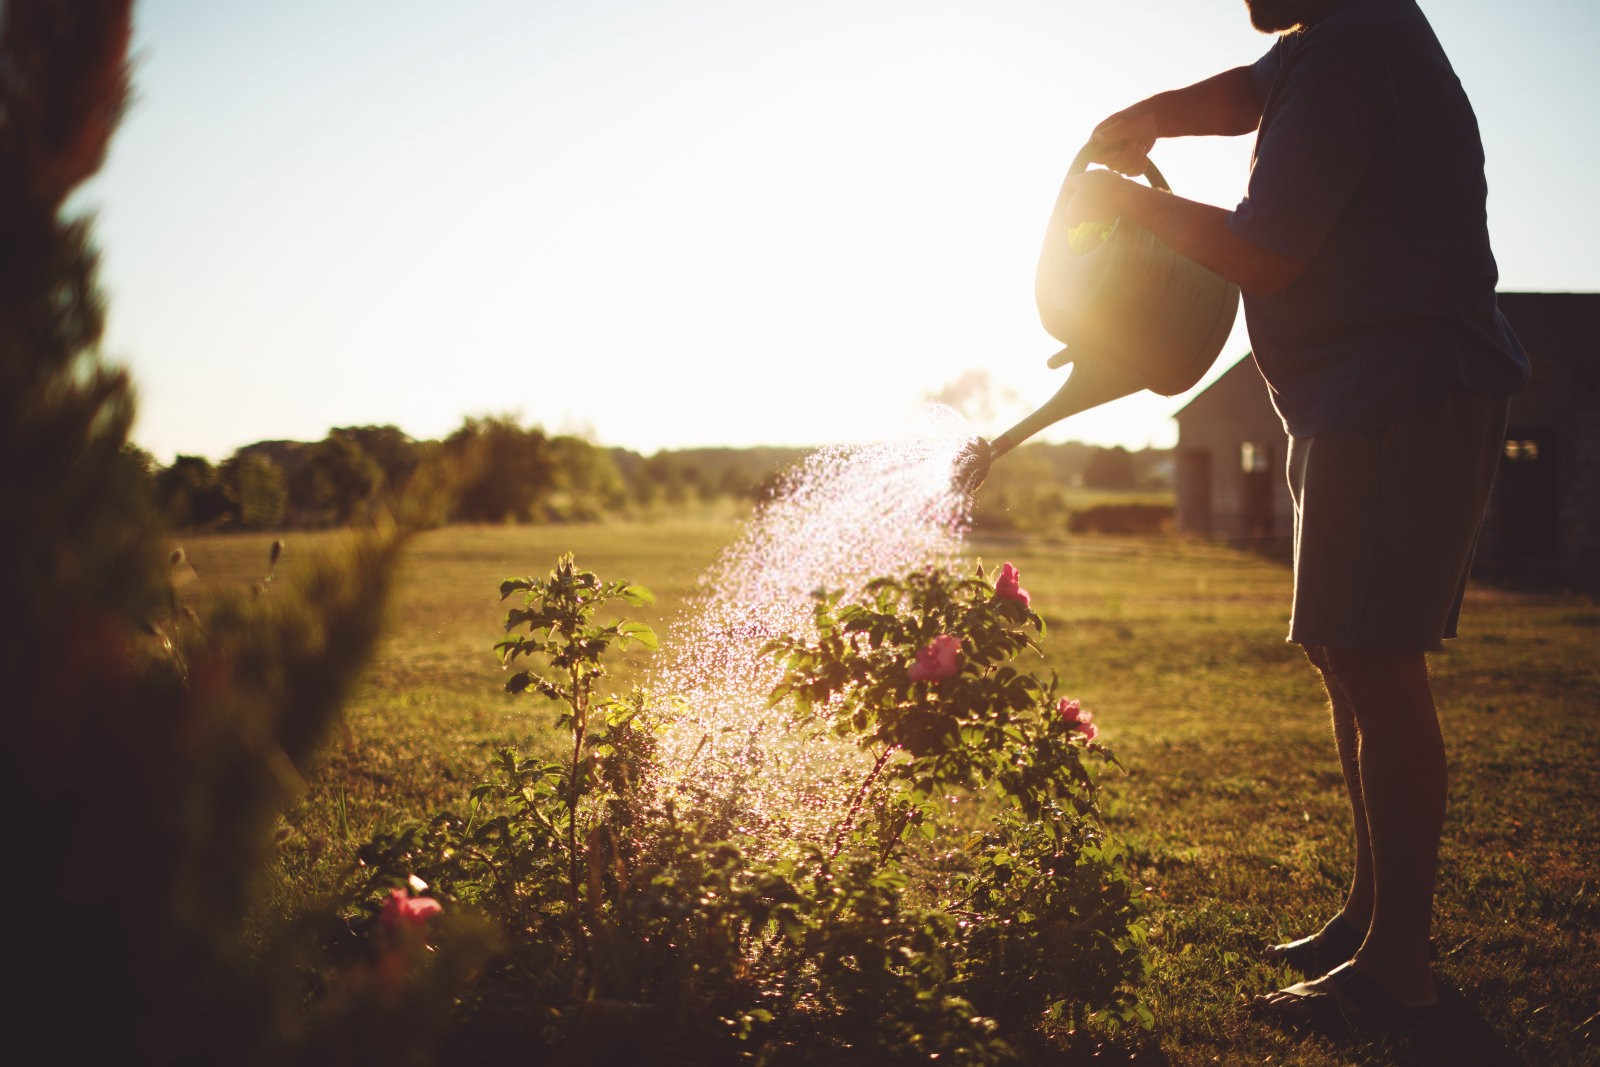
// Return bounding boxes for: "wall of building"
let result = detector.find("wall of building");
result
[1174,357,1293,546]
[1473,294,1600,592]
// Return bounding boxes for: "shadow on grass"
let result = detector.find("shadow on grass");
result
[1274,976,1521,1066]
[1409,979,1522,1066]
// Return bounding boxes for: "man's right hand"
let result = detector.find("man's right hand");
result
[1088,104,1160,175]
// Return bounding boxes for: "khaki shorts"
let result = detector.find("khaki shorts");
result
[1286,389,1508,651]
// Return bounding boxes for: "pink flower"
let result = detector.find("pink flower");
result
[908,634,961,682]
[380,888,442,932]
[1058,697,1098,741]
[994,561,1030,608]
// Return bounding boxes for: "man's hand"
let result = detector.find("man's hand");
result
[1088,104,1160,175]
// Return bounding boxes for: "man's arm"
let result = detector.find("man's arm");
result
[1062,170,1307,296]
[1090,67,1264,174]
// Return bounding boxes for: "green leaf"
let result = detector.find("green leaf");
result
[617,621,658,650]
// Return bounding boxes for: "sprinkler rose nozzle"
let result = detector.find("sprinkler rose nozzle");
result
[952,437,994,496]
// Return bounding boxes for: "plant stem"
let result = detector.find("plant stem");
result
[876,804,912,865]
[567,660,590,991]
[828,744,899,862]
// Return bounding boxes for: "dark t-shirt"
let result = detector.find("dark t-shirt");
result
[1227,0,1529,437]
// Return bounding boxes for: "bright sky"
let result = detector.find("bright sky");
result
[78,0,1599,462]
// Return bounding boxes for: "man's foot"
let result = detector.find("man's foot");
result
[1264,914,1364,976]
[1252,961,1439,1038]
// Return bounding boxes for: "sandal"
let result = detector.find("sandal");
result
[1264,914,1363,976]
[1252,962,1439,1038]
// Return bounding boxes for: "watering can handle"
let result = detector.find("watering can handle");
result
[1069,141,1169,192]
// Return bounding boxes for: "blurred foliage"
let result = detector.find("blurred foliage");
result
[1,4,489,1061]
[223,449,289,528]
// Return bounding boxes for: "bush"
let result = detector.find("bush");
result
[1068,503,1174,535]
[343,557,1148,1063]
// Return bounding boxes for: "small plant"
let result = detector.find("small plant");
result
[497,556,656,943]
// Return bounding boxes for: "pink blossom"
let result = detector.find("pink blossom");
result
[380,888,442,931]
[994,561,1030,608]
[908,634,961,682]
[1058,697,1098,741]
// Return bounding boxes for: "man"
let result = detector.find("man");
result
[1064,0,1528,1035]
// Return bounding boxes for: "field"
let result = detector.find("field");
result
[180,521,1600,1065]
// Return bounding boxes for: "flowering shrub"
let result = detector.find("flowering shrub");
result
[344,556,1148,1062]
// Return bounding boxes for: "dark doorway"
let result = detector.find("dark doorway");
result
[1240,441,1275,539]
[1179,448,1212,536]
[1492,427,1559,572]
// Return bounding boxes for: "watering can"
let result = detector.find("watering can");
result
[952,141,1240,492]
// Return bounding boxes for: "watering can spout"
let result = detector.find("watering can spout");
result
[951,349,1143,494]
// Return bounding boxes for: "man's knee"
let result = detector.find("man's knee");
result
[1320,646,1426,683]
[1301,643,1332,674]
[1317,647,1434,728]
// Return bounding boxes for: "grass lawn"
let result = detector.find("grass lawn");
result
[179,520,1600,1065]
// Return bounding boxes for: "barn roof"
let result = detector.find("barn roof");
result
[1172,352,1258,422]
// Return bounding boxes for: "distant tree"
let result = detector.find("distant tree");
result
[291,432,383,525]
[551,434,627,510]
[970,444,1056,532]
[644,452,696,507]
[443,414,555,522]
[1132,446,1177,491]
[332,424,420,496]
[155,454,232,527]
[122,442,157,478]
[922,368,1020,422]
[718,465,754,499]
[221,450,287,528]
[1083,445,1137,490]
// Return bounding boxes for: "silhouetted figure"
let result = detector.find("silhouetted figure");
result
[1067,0,1527,1044]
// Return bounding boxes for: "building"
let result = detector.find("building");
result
[1173,292,1600,592]
[1173,353,1294,547]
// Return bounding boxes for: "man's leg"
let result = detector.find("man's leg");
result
[1266,644,1373,970]
[1321,646,1443,1006]
[1314,646,1375,931]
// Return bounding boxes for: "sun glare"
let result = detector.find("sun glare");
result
[79,1,1590,461]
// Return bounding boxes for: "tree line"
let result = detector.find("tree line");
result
[138,417,818,530]
[140,417,1173,531]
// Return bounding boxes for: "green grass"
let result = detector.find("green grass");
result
[178,522,1600,1065]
